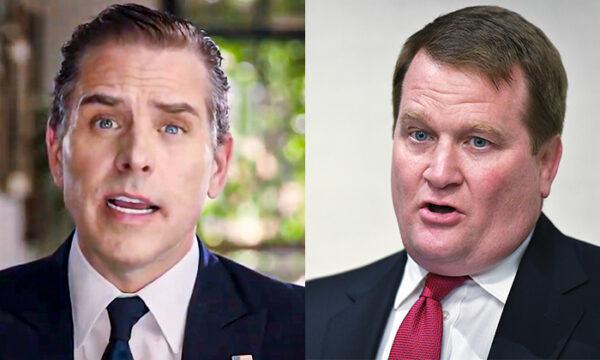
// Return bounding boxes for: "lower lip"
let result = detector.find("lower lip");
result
[105,202,159,224]
[419,207,463,226]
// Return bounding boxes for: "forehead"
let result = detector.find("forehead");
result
[400,50,528,124]
[73,42,209,110]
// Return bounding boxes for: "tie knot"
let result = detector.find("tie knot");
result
[421,273,467,301]
[106,296,148,341]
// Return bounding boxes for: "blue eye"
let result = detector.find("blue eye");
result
[95,118,117,129]
[470,137,489,148]
[410,130,430,141]
[163,124,182,135]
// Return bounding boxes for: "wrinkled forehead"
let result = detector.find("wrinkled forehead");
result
[404,50,527,97]
[401,51,529,110]
[68,41,210,116]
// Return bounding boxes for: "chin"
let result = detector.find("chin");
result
[95,234,154,260]
[408,242,463,263]
[106,247,162,270]
[404,231,469,263]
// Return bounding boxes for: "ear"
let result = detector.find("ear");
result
[46,124,64,188]
[537,135,562,198]
[207,133,233,199]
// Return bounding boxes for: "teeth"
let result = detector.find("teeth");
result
[107,201,155,215]
[113,195,145,204]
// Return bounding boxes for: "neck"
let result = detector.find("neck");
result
[78,234,194,293]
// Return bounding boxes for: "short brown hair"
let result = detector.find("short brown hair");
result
[392,6,567,153]
[49,3,229,145]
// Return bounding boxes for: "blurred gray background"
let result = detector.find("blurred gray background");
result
[306,0,600,279]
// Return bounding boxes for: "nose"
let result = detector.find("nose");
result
[422,141,463,189]
[115,128,154,175]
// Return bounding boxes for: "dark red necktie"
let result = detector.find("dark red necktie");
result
[388,273,467,360]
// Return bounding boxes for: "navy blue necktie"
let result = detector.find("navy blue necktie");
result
[102,296,149,360]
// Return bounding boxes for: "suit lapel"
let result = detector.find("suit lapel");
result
[321,253,406,359]
[488,213,587,359]
[182,239,267,360]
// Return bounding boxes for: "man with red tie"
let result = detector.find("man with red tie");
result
[307,6,600,359]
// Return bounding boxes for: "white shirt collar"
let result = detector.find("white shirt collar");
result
[393,230,534,309]
[68,230,199,353]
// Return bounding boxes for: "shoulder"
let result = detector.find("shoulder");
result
[567,236,600,293]
[306,251,405,308]
[216,254,304,307]
[305,252,406,358]
[0,237,70,313]
[521,214,600,320]
[569,236,600,267]
[214,254,304,353]
[0,256,61,359]
[553,230,600,293]
[306,252,405,326]
[500,217,600,356]
[307,251,405,300]
[0,255,60,310]
[534,214,600,279]
[215,254,304,336]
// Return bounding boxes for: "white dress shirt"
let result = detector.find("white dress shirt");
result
[68,231,199,360]
[376,232,533,360]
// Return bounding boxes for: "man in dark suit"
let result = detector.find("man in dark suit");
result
[0,4,303,360]
[307,6,600,359]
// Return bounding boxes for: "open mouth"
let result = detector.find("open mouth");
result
[106,195,160,215]
[419,201,462,225]
[426,203,457,214]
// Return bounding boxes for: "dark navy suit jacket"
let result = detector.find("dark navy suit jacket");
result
[0,234,304,360]
[306,213,600,359]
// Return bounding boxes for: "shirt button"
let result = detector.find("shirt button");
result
[443,311,449,320]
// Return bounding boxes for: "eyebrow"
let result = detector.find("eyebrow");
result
[469,123,505,139]
[398,110,506,140]
[77,93,201,118]
[151,100,200,118]
[398,111,428,128]
[79,93,123,107]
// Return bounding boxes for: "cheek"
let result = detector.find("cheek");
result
[391,147,423,209]
[63,137,112,185]
[166,149,213,207]
[472,157,539,212]
[62,141,92,191]
[61,135,118,212]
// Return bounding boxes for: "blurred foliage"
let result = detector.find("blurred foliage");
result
[185,0,305,283]
[183,0,304,30]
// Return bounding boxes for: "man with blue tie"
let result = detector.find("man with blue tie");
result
[0,4,303,359]
[307,5,600,359]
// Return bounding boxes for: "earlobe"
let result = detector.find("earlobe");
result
[538,135,562,198]
[207,133,233,199]
[46,124,64,188]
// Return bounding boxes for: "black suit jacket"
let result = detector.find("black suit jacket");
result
[0,234,304,360]
[306,213,600,359]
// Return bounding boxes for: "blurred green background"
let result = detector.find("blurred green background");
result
[184,0,305,283]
